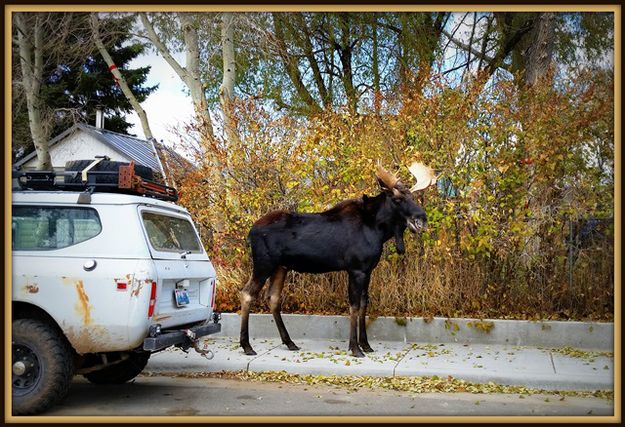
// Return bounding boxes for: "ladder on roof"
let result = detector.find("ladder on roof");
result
[13,159,178,203]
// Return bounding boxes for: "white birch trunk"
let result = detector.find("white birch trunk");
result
[90,14,172,186]
[219,12,239,148]
[140,13,214,139]
[16,14,52,170]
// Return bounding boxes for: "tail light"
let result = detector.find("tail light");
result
[210,279,217,311]
[148,281,157,318]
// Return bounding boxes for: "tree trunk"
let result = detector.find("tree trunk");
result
[291,13,330,110]
[337,13,357,114]
[272,13,321,114]
[16,14,52,170]
[371,13,381,114]
[219,12,239,149]
[179,14,212,131]
[91,13,172,186]
[139,13,215,139]
[523,12,556,86]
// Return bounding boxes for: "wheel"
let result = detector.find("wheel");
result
[83,352,150,384]
[12,319,74,415]
[64,159,154,184]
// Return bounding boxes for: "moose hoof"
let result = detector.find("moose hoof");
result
[350,348,365,358]
[360,344,374,353]
[242,347,257,356]
[286,342,300,351]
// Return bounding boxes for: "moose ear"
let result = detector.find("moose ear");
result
[378,179,402,197]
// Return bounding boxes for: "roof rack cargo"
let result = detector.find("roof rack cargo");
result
[13,158,178,203]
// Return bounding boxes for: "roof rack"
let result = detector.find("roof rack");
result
[13,160,178,203]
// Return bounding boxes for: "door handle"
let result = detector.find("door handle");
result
[83,260,97,271]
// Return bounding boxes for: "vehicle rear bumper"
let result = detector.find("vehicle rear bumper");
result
[142,321,221,351]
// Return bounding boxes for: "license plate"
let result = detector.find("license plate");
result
[174,289,190,307]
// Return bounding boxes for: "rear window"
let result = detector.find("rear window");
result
[12,206,102,250]
[141,212,202,253]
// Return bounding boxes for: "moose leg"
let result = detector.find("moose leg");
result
[267,267,299,351]
[347,271,366,358]
[358,275,374,352]
[240,275,267,356]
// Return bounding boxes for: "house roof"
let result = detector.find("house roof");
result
[14,123,163,172]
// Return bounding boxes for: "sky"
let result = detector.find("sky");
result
[125,51,194,144]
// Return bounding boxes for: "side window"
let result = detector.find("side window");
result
[12,206,102,250]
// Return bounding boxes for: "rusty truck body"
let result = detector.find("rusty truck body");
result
[12,182,221,415]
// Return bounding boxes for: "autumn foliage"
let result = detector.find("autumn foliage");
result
[177,70,614,321]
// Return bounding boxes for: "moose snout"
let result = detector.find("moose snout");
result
[407,213,427,233]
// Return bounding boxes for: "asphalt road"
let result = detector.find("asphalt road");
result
[41,375,613,417]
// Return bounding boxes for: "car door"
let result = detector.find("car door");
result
[11,204,136,353]
[137,206,216,329]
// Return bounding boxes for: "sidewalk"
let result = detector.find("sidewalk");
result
[145,335,614,392]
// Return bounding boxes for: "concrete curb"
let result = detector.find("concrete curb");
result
[215,313,613,351]
[147,337,615,391]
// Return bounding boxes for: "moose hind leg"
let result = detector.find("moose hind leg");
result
[268,267,299,351]
[240,276,267,356]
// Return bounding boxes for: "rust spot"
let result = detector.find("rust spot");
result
[62,276,82,285]
[153,314,171,321]
[64,324,113,354]
[131,281,143,297]
[74,281,92,325]
[130,278,152,297]
[25,284,39,294]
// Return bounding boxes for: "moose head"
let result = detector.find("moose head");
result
[375,161,436,233]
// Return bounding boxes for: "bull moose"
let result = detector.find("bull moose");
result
[239,162,436,357]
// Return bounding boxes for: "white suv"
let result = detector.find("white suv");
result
[11,162,220,415]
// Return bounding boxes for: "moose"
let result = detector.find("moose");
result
[239,162,436,357]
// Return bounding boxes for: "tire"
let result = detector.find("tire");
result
[64,159,154,184]
[83,352,150,384]
[12,319,74,415]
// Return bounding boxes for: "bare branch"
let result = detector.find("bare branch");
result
[139,13,188,80]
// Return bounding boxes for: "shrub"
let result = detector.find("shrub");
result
[177,70,614,321]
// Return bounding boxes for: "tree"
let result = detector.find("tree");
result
[139,12,216,138]
[90,13,172,186]
[441,12,613,86]
[12,13,157,163]
[13,13,85,169]
[219,12,240,149]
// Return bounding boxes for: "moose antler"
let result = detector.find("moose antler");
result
[408,162,437,192]
[376,161,399,189]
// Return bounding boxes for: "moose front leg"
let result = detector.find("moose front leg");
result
[358,276,374,353]
[347,271,366,358]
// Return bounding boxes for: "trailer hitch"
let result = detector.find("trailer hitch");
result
[184,329,214,360]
